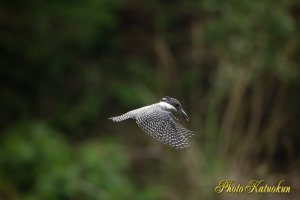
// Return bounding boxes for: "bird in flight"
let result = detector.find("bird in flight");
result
[109,96,195,149]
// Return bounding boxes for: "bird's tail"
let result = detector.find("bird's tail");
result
[108,112,133,122]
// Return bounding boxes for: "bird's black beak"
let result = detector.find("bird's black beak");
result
[179,108,189,121]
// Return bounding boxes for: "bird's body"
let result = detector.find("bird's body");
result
[109,97,195,149]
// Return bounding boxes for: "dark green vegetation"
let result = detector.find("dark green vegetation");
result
[1,0,300,199]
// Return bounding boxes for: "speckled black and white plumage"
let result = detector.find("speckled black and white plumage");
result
[109,96,195,149]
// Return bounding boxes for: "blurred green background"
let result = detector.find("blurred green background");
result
[1,0,300,199]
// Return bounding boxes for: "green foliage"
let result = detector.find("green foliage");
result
[1,0,300,199]
[0,122,162,200]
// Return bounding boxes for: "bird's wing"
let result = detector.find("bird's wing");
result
[136,109,194,149]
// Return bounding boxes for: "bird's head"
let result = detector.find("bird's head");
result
[160,96,189,121]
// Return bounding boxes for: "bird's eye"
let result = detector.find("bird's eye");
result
[176,104,179,107]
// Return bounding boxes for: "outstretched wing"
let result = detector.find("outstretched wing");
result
[136,109,194,149]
